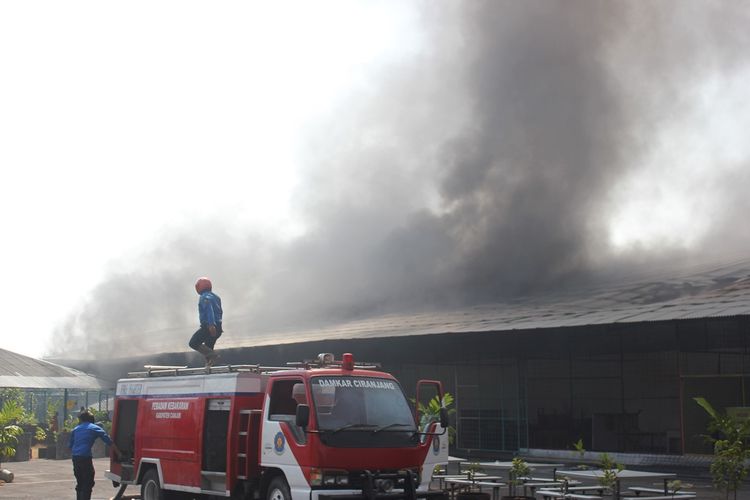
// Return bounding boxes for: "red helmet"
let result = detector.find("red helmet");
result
[195,277,212,294]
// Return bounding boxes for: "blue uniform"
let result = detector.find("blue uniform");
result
[69,422,113,457]
[189,290,223,351]
[69,421,114,500]
[198,291,223,326]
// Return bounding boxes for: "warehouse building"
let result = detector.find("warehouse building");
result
[68,260,750,459]
[0,347,114,425]
[0,347,114,461]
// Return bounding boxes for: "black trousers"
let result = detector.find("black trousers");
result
[72,456,95,500]
[189,323,223,350]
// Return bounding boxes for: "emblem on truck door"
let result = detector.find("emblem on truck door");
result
[273,431,286,455]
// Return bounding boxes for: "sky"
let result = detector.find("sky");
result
[1,1,749,359]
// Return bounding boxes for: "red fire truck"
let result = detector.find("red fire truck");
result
[106,353,450,500]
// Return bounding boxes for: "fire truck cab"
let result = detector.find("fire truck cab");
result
[106,353,449,500]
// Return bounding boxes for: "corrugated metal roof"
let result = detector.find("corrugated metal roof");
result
[216,258,750,350]
[0,348,112,389]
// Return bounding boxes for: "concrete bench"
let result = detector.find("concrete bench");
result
[471,481,507,487]
[534,486,612,500]
[628,487,696,496]
[623,496,695,500]
[535,489,566,500]
[444,478,506,500]
[438,475,484,490]
[523,482,565,495]
[567,486,606,493]
[535,491,602,500]
[470,481,507,500]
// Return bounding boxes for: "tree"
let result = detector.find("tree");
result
[415,392,456,444]
[597,453,623,493]
[0,401,24,468]
[508,456,531,497]
[694,397,750,500]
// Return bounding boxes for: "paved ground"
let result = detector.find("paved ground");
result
[0,457,746,499]
[0,458,136,500]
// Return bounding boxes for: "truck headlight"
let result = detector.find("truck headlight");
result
[310,468,349,487]
[336,475,349,486]
[323,472,349,485]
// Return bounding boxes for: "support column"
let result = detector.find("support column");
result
[63,389,68,425]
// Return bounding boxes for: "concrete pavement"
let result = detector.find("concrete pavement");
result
[0,458,136,500]
[0,457,746,500]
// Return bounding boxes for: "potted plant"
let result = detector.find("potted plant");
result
[466,461,482,481]
[502,456,532,500]
[572,438,590,469]
[53,412,81,460]
[596,453,622,497]
[39,403,60,459]
[694,397,750,500]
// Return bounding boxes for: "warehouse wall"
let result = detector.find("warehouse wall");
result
[69,315,750,456]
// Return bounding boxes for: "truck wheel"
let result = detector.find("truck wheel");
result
[267,476,291,500]
[141,469,166,500]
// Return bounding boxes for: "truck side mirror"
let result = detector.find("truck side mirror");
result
[296,404,310,428]
[439,407,449,428]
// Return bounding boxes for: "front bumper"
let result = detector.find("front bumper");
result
[315,470,445,500]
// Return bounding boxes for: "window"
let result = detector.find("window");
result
[268,378,307,443]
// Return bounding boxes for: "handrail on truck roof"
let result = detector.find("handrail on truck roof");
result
[126,364,297,378]
[286,361,381,370]
[127,353,383,378]
[286,354,381,370]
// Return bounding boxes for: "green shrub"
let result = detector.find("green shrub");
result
[694,397,750,500]
[0,401,24,467]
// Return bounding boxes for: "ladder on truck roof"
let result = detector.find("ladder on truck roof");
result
[127,364,297,378]
[128,354,383,378]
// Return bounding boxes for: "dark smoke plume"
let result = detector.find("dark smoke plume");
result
[51,1,750,358]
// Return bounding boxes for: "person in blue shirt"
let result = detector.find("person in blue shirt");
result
[68,409,121,500]
[188,276,223,367]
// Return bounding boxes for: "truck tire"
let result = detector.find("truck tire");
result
[141,469,166,500]
[267,476,291,500]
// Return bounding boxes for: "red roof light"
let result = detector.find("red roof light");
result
[342,353,354,370]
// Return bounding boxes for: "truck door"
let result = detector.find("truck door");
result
[204,399,231,472]
[112,399,138,481]
[202,398,231,494]
[262,378,309,498]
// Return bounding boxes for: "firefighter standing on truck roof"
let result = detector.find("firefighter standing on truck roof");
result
[69,409,121,500]
[189,276,223,367]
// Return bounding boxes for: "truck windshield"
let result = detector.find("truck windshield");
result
[311,376,417,434]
